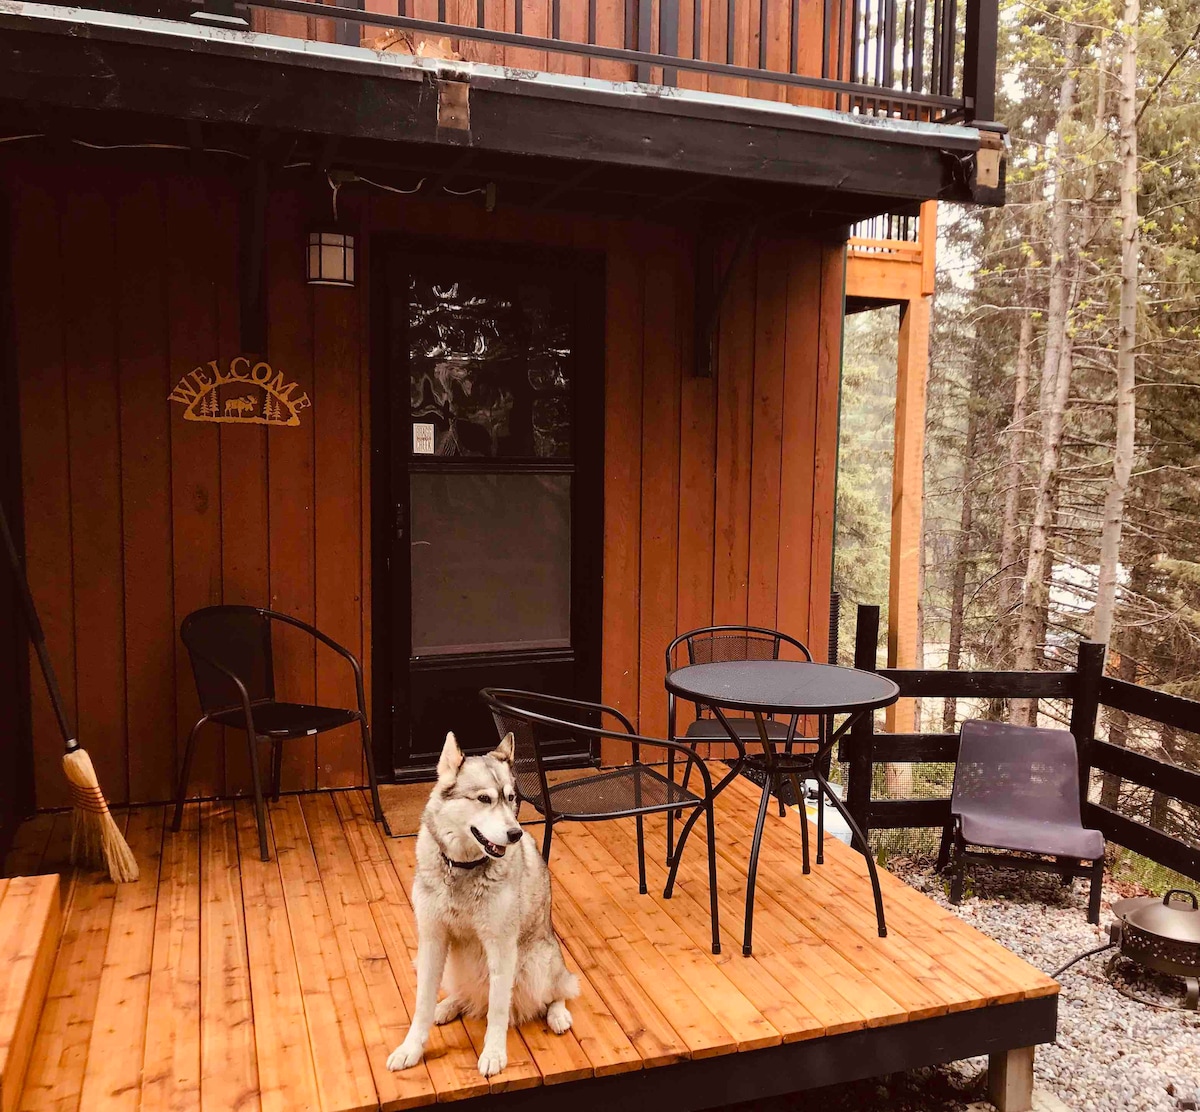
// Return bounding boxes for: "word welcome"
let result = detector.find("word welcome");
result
[168,357,312,426]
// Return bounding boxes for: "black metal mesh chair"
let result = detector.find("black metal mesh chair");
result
[937,719,1106,923]
[173,605,389,861]
[481,687,737,954]
[665,625,816,859]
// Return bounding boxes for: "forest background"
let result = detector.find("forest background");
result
[833,0,1200,861]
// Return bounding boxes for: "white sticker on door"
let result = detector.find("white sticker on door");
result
[413,422,435,455]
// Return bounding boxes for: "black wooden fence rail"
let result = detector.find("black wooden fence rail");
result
[840,603,1200,883]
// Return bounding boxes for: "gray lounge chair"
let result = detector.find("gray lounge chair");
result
[937,719,1105,924]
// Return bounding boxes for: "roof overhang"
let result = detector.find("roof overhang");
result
[0,1,1004,222]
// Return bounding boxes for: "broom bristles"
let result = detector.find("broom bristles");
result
[62,747,139,883]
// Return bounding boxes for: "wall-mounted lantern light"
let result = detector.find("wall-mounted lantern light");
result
[306,230,355,287]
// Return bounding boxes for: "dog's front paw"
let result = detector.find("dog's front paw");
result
[546,1001,573,1034]
[435,998,463,1026]
[477,1043,507,1078]
[387,1038,425,1072]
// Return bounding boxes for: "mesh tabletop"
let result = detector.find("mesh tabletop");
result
[665,660,899,715]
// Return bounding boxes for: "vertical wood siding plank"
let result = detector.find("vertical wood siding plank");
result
[600,232,644,749]
[507,0,548,69]
[472,0,509,67]
[265,188,317,793]
[216,186,269,799]
[673,240,716,748]
[674,238,715,662]
[117,177,176,805]
[636,232,681,741]
[314,288,366,789]
[747,238,787,632]
[712,240,756,626]
[808,241,846,662]
[62,185,127,804]
[11,171,75,810]
[590,0,635,81]
[556,0,588,75]
[168,176,224,798]
[788,0,829,106]
[674,0,706,91]
[776,243,822,651]
[749,0,787,99]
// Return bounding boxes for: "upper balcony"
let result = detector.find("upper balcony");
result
[0,0,1004,224]
[233,0,999,123]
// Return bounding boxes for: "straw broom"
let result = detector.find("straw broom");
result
[0,500,138,882]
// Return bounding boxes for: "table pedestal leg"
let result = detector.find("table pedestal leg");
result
[784,772,810,874]
[816,788,825,865]
[742,769,774,956]
[814,766,887,937]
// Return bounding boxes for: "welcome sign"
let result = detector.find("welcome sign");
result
[168,357,312,426]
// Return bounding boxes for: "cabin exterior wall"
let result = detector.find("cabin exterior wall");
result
[2,148,843,809]
[256,0,842,110]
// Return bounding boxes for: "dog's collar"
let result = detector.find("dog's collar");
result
[441,852,491,871]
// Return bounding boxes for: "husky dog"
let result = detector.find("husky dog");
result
[386,732,579,1078]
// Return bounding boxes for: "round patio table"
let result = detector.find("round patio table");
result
[665,660,899,955]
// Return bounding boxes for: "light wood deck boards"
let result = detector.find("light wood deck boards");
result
[6,781,1057,1112]
[0,874,62,1112]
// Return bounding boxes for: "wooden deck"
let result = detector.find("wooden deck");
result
[3,771,1058,1112]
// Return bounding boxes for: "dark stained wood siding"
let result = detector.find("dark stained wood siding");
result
[3,149,843,807]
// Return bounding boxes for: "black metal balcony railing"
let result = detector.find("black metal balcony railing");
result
[188,0,997,124]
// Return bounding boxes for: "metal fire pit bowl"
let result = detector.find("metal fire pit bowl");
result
[1109,889,1200,1010]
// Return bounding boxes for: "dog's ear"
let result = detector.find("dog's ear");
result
[491,732,515,765]
[437,732,464,781]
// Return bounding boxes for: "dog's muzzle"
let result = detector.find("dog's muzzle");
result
[470,825,520,858]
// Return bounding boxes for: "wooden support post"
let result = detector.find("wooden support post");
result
[988,1045,1035,1112]
[1070,640,1106,814]
[918,200,938,297]
[847,605,880,836]
[886,294,929,734]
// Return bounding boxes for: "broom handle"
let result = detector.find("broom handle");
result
[0,499,78,750]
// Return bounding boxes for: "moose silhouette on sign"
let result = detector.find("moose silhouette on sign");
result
[224,394,256,418]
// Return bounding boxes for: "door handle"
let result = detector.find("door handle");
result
[395,502,406,542]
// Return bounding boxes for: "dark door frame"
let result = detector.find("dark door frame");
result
[369,234,606,780]
[0,185,35,858]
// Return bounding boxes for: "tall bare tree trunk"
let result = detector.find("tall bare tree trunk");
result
[944,367,981,731]
[1092,0,1139,650]
[999,302,1033,621]
[1013,22,1082,724]
[1099,559,1147,810]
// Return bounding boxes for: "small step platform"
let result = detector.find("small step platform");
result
[0,875,61,1112]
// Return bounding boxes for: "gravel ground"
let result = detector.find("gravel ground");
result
[889,859,1200,1112]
